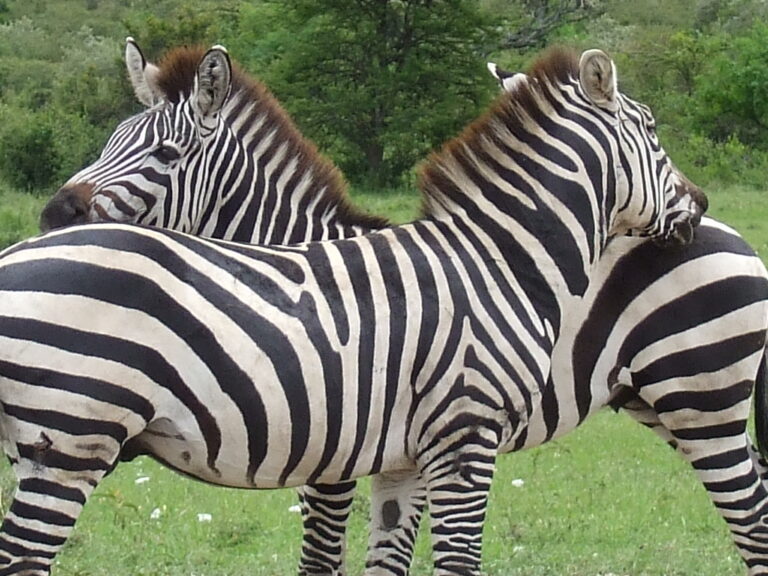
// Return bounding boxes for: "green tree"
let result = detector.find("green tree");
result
[693,23,768,147]
[229,0,499,187]
[124,1,238,59]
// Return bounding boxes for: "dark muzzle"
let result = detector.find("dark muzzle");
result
[39,184,94,232]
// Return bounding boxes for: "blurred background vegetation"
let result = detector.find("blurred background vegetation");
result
[1,0,767,195]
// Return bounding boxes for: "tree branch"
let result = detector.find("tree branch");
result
[499,0,603,51]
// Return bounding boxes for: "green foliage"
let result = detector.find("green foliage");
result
[51,28,136,129]
[0,105,107,192]
[0,0,765,194]
[664,130,768,189]
[0,10,142,192]
[0,106,59,190]
[693,23,768,148]
[228,0,498,187]
[123,2,235,59]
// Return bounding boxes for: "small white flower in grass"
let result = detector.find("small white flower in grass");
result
[511,478,525,488]
[288,504,302,514]
[197,513,213,523]
[134,476,150,485]
[150,507,162,520]
[512,545,525,554]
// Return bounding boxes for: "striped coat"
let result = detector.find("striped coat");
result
[0,46,705,576]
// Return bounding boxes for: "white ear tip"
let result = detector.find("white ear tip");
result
[126,36,135,44]
[502,73,528,92]
[487,62,497,74]
[211,44,228,54]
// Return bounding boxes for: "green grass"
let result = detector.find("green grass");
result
[0,410,742,575]
[0,181,762,574]
[704,183,768,256]
[350,185,422,224]
[0,184,47,248]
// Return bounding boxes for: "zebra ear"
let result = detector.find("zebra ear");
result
[487,62,528,92]
[125,37,163,107]
[578,49,619,113]
[192,45,232,127]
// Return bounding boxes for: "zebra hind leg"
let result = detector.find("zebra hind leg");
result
[636,379,768,574]
[0,432,117,575]
[623,394,768,573]
[365,469,426,576]
[297,481,357,576]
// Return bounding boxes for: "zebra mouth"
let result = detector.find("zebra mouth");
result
[669,219,694,245]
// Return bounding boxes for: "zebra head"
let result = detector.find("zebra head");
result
[40,39,233,233]
[577,49,706,244]
[488,51,707,246]
[41,39,382,243]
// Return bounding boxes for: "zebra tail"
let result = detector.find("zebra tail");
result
[755,348,768,461]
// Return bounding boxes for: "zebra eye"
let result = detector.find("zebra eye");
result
[152,143,181,164]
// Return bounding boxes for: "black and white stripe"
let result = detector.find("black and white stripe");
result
[42,42,749,576]
[41,40,386,244]
[42,40,763,575]
[360,65,768,576]
[365,217,768,576]
[4,45,702,576]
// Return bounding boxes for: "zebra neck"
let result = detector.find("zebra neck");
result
[421,179,609,345]
[195,94,384,244]
[198,176,376,244]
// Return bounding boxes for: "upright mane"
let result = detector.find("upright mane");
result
[418,47,579,218]
[153,46,388,230]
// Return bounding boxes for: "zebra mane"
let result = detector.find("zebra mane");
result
[418,46,580,218]
[153,46,389,231]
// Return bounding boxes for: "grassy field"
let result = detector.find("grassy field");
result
[0,413,743,576]
[0,181,764,574]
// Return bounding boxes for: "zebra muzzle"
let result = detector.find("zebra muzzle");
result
[40,183,94,232]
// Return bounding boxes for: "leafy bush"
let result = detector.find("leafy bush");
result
[692,23,768,148]
[230,0,498,187]
[0,104,109,192]
[662,128,768,188]
[0,106,59,191]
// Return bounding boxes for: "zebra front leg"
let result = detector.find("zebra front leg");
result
[365,470,426,576]
[297,481,357,576]
[0,436,117,574]
[417,425,501,576]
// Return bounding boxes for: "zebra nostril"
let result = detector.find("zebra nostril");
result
[40,187,92,232]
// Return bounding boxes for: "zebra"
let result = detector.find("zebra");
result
[1,43,703,576]
[360,67,768,575]
[40,41,766,575]
[40,39,388,243]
